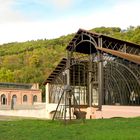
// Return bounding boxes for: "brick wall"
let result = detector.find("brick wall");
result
[0,88,42,106]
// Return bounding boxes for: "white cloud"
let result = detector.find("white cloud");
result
[0,19,79,44]
[0,0,140,44]
[0,0,26,23]
[83,0,140,29]
[0,0,75,23]
[50,0,74,9]
[32,0,75,11]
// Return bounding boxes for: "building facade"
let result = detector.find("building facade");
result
[0,83,42,107]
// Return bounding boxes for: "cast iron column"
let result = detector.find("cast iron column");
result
[98,37,104,110]
[66,51,71,121]
[89,54,93,107]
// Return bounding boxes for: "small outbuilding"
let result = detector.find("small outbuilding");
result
[0,82,42,109]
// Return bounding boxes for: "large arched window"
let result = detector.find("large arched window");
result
[1,94,7,105]
[23,95,27,102]
[33,95,37,102]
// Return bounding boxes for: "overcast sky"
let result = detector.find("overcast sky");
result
[0,0,140,44]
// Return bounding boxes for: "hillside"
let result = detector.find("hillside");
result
[0,26,140,86]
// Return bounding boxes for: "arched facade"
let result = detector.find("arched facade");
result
[0,83,42,108]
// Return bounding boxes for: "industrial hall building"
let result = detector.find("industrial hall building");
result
[44,29,140,120]
[0,82,42,109]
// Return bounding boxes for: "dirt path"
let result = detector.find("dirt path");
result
[0,115,38,121]
[0,115,22,121]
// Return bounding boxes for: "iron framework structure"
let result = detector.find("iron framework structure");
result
[44,29,140,120]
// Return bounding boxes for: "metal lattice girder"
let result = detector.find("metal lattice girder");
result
[96,47,140,64]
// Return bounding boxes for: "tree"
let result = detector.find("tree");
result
[0,68,14,82]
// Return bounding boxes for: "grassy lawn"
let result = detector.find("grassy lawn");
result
[0,117,140,140]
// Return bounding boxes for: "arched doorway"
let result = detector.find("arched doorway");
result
[1,94,7,105]
[12,95,17,106]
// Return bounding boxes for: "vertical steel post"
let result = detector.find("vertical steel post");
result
[98,37,104,110]
[64,91,67,123]
[66,51,71,121]
[89,54,93,107]
[69,95,72,120]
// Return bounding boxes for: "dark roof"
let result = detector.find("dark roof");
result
[43,58,67,85]
[0,82,32,89]
[66,28,140,53]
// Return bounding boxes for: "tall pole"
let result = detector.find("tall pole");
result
[66,51,71,121]
[89,54,93,107]
[98,37,104,110]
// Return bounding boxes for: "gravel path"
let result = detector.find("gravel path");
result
[0,115,37,121]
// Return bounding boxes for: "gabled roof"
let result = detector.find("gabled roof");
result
[44,29,140,84]
[66,28,140,53]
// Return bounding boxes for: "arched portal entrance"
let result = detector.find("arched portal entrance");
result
[1,94,7,105]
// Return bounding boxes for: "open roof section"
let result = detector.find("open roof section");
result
[43,58,67,84]
[66,28,140,55]
[44,29,140,84]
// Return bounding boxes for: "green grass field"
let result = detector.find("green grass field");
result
[0,117,140,140]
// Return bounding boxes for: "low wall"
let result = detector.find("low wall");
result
[95,105,140,119]
[0,103,47,119]
[0,109,47,119]
[0,103,58,119]
[1,105,140,119]
[0,104,46,110]
[45,103,64,119]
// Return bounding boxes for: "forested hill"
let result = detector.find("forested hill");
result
[0,26,140,85]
